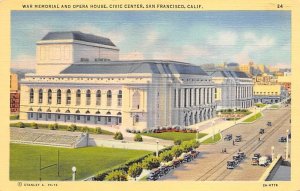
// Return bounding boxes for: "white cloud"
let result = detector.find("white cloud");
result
[207,31,238,46]
[182,45,210,57]
[119,51,145,60]
[11,55,36,70]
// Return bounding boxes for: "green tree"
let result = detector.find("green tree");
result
[142,156,160,170]
[128,163,143,180]
[181,141,193,153]
[30,122,38,129]
[94,127,102,134]
[171,145,183,158]
[159,150,173,162]
[104,170,128,181]
[114,132,123,140]
[134,134,143,142]
[174,139,182,145]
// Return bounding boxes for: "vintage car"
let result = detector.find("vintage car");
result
[227,160,236,169]
[235,135,242,142]
[278,136,287,142]
[224,134,233,141]
[259,128,265,134]
[259,156,270,167]
[238,152,246,160]
[267,121,272,126]
[251,157,259,165]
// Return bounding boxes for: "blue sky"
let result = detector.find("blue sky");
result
[11,11,291,69]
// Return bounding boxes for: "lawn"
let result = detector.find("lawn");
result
[242,112,262,123]
[10,143,151,181]
[255,103,266,108]
[201,133,221,144]
[140,132,207,141]
[271,104,279,109]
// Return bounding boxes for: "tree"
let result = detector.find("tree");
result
[17,122,25,128]
[67,124,77,132]
[94,127,102,134]
[142,156,160,170]
[174,139,182,145]
[31,122,38,129]
[159,150,173,162]
[128,163,143,180]
[181,141,193,153]
[134,134,143,142]
[104,170,128,181]
[171,145,183,158]
[114,132,123,140]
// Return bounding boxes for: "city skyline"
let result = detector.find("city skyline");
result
[11,11,291,69]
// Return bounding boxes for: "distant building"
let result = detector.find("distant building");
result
[10,73,20,114]
[225,62,240,71]
[206,70,253,110]
[253,84,288,104]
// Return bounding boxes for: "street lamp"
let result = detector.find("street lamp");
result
[271,146,275,162]
[72,166,76,181]
[212,121,215,141]
[156,140,159,158]
[286,129,289,160]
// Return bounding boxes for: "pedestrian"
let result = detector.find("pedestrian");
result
[238,148,241,152]
[224,148,227,153]
[258,137,261,141]
[233,140,235,145]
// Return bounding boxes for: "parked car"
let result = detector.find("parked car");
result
[227,160,236,169]
[235,135,242,142]
[183,153,193,163]
[190,150,200,158]
[147,168,160,181]
[267,121,272,126]
[238,152,246,160]
[233,155,241,163]
[278,136,287,142]
[259,156,270,167]
[172,159,181,168]
[224,134,232,141]
[251,157,259,165]
[259,128,265,134]
[253,153,261,159]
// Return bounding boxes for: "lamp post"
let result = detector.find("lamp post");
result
[286,129,289,160]
[271,146,275,162]
[212,121,215,141]
[196,128,199,141]
[72,166,76,181]
[156,140,159,158]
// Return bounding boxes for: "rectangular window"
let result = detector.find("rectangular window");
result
[47,114,51,119]
[174,89,177,108]
[30,113,33,118]
[97,116,101,121]
[57,115,60,120]
[87,116,90,121]
[108,117,111,122]
[39,113,42,118]
[77,115,80,120]
[66,115,70,120]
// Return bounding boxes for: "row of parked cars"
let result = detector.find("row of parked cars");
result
[227,152,246,169]
[147,150,200,181]
[224,134,242,142]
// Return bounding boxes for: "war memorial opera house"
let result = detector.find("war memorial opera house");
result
[19,31,252,130]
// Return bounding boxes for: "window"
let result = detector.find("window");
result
[97,116,101,121]
[29,88,34,103]
[66,115,70,120]
[96,90,101,105]
[135,115,139,123]
[87,116,90,121]
[86,90,91,105]
[47,89,52,104]
[38,113,42,118]
[66,89,71,105]
[57,115,60,120]
[47,114,51,119]
[108,117,111,122]
[38,89,43,103]
[57,89,61,104]
[30,113,33,118]
[76,89,81,105]
[107,90,112,106]
[77,115,80,120]
[132,91,140,109]
[117,90,122,106]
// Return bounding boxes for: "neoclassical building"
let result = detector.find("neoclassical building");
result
[205,70,254,110]
[19,31,216,130]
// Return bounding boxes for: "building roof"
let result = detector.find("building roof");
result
[60,60,208,76]
[206,70,250,78]
[41,31,116,47]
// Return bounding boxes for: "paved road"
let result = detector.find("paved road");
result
[159,105,291,181]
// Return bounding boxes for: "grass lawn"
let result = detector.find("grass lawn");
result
[271,104,279,109]
[140,132,207,141]
[255,103,266,108]
[10,143,151,181]
[242,112,262,123]
[201,133,221,144]
[10,115,19,120]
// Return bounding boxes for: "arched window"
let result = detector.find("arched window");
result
[86,89,91,105]
[107,112,111,122]
[132,91,140,109]
[76,89,81,105]
[135,115,139,123]
[107,90,112,106]
[38,89,43,103]
[29,88,34,103]
[66,89,71,105]
[117,90,122,106]
[117,112,122,123]
[47,89,52,104]
[96,90,101,106]
[57,89,61,104]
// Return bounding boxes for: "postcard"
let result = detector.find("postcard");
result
[0,0,299,191]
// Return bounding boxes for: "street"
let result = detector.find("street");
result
[159,105,291,181]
